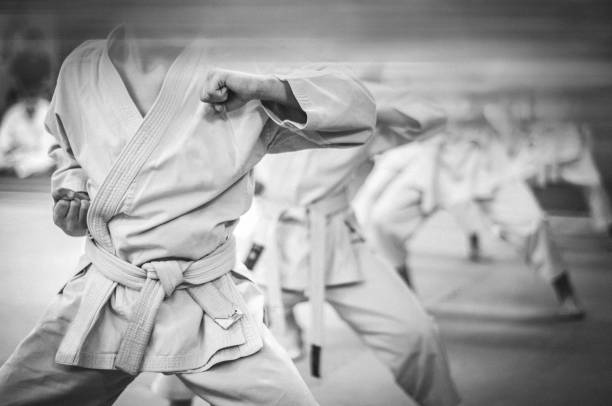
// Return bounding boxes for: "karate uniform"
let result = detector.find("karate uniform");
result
[517,120,612,231]
[354,122,566,284]
[0,98,55,178]
[238,93,457,406]
[0,28,376,406]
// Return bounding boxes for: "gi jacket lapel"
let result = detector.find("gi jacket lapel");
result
[88,31,202,253]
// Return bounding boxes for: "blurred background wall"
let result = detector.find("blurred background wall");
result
[0,0,611,211]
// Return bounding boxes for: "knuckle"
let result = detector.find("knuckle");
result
[65,218,76,230]
[66,224,78,235]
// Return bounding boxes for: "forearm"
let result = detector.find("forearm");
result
[49,143,88,193]
[255,76,306,124]
[254,76,300,109]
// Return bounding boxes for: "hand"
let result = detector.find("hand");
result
[52,188,90,237]
[201,68,267,114]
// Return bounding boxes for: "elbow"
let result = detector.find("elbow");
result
[349,76,377,134]
[321,70,377,133]
[285,70,377,146]
[331,82,377,144]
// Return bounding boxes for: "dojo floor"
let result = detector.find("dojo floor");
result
[1,182,611,406]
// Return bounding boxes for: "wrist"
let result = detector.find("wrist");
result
[251,74,278,101]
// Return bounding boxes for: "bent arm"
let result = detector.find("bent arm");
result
[262,66,376,152]
[47,114,88,194]
[255,76,306,123]
[45,64,88,194]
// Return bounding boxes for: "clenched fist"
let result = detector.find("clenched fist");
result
[52,188,90,237]
[201,68,269,113]
[200,68,303,117]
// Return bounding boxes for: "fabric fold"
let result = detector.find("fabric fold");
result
[56,237,239,375]
[251,190,351,377]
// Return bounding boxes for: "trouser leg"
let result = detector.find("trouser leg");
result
[152,327,317,406]
[583,184,612,232]
[176,327,318,406]
[366,185,426,270]
[152,274,316,406]
[325,245,460,406]
[479,180,585,315]
[447,201,484,237]
[151,374,194,402]
[480,181,566,282]
[0,275,134,406]
[366,184,426,289]
[447,201,485,261]
[276,290,307,359]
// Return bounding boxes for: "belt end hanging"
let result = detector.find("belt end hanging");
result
[244,243,264,270]
[310,344,322,378]
[115,350,143,376]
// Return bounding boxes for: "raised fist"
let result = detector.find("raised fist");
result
[200,68,269,113]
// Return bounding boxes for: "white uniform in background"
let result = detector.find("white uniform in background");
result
[354,120,568,290]
[0,97,55,178]
[517,120,612,232]
[0,27,376,406]
[152,89,460,406]
[252,105,459,406]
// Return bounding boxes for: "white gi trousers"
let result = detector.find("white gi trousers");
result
[367,180,566,282]
[0,271,318,406]
[152,241,460,406]
[280,244,460,406]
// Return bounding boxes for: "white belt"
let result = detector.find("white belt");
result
[57,237,240,375]
[255,191,350,377]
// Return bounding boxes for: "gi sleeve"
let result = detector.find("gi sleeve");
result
[260,66,376,153]
[383,96,446,135]
[370,94,447,155]
[45,64,88,193]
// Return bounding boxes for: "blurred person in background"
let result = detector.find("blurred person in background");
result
[445,93,612,261]
[354,95,585,318]
[0,25,56,179]
[0,95,54,178]
[528,121,612,234]
[509,96,612,236]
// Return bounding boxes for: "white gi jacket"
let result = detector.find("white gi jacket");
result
[251,91,446,289]
[45,29,375,374]
[368,121,516,215]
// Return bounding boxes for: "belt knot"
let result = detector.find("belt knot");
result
[142,261,184,297]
